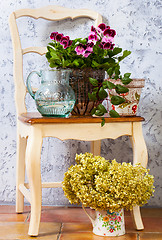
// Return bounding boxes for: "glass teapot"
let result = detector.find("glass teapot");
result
[26,69,75,117]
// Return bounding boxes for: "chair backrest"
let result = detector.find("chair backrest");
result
[9,6,102,116]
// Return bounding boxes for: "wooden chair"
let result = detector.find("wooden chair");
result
[9,6,148,236]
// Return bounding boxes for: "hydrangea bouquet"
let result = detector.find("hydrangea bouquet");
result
[46,23,133,119]
[62,153,154,212]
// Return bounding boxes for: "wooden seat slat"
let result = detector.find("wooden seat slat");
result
[19,112,145,124]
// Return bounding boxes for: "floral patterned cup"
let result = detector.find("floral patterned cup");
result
[83,207,125,236]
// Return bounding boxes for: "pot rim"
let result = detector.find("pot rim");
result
[106,78,145,88]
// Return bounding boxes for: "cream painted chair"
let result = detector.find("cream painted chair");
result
[9,6,147,236]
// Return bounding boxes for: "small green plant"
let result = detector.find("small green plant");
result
[62,153,154,212]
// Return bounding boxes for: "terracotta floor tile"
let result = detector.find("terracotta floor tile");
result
[62,223,92,233]
[60,232,138,240]
[141,208,162,218]
[126,216,162,233]
[139,233,162,240]
[0,205,31,214]
[40,207,94,223]
[0,222,61,239]
[0,213,28,222]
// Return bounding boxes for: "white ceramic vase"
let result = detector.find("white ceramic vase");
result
[83,207,125,237]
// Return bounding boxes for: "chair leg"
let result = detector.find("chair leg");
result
[16,135,27,213]
[130,122,148,230]
[25,127,43,236]
[90,140,101,156]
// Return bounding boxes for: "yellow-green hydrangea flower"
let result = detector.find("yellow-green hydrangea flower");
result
[62,153,154,212]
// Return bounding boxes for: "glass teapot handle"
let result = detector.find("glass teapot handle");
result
[26,71,41,99]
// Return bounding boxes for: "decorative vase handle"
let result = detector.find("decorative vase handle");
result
[82,205,95,227]
[26,71,41,99]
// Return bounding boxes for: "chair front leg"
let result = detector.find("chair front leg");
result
[25,127,43,236]
[90,140,101,156]
[16,135,27,213]
[130,122,148,230]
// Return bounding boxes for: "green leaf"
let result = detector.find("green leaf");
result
[73,59,80,67]
[115,84,129,94]
[118,50,131,62]
[89,77,98,86]
[106,81,116,90]
[95,110,104,116]
[115,65,120,75]
[98,87,108,99]
[101,117,105,127]
[109,110,120,118]
[121,77,132,85]
[91,108,96,115]
[124,73,131,78]
[111,96,125,105]
[93,87,99,93]
[107,68,114,77]
[108,47,122,57]
[97,104,107,113]
[50,51,60,60]
[91,60,101,68]
[88,92,97,101]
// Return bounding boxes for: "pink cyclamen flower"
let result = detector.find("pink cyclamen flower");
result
[55,33,64,42]
[75,43,87,55]
[50,32,58,40]
[103,28,116,38]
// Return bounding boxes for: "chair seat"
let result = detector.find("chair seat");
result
[18,112,145,125]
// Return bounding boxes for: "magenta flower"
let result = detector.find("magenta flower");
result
[99,42,104,49]
[60,36,72,49]
[102,36,114,43]
[75,43,87,55]
[68,40,73,47]
[55,33,64,42]
[110,43,115,50]
[91,25,97,33]
[50,32,58,40]
[87,42,94,48]
[88,32,98,43]
[98,23,107,31]
[103,28,116,38]
[83,50,92,58]
[103,42,111,49]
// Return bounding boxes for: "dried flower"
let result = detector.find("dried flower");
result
[62,153,155,212]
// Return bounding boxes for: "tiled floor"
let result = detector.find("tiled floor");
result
[0,205,161,239]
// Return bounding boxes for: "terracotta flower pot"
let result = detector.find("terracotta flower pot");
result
[108,78,145,116]
[69,68,105,115]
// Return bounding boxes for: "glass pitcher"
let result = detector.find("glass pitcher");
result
[26,69,75,117]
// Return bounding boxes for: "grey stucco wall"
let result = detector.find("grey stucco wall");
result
[0,0,161,207]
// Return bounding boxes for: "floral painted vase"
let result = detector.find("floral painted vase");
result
[108,78,145,116]
[83,207,125,237]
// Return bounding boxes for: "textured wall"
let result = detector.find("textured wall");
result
[0,0,161,207]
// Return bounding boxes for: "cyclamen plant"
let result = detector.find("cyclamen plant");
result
[46,23,133,119]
